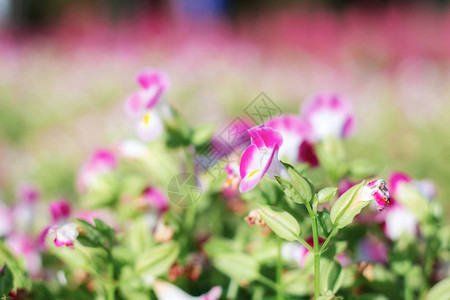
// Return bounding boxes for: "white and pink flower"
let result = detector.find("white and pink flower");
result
[281,237,324,268]
[6,233,42,276]
[362,179,390,212]
[153,280,222,300]
[301,93,355,142]
[265,115,318,166]
[0,201,13,237]
[125,70,170,142]
[48,222,80,249]
[239,125,289,193]
[383,172,420,240]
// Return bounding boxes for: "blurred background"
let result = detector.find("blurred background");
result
[0,0,449,214]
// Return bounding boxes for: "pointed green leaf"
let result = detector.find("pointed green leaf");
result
[213,252,259,283]
[318,187,338,204]
[258,205,301,241]
[135,242,179,277]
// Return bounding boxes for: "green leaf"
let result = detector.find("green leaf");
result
[318,187,338,204]
[320,258,343,295]
[258,205,301,241]
[93,218,114,242]
[75,219,104,248]
[135,242,179,277]
[0,265,14,297]
[275,162,314,208]
[427,277,450,300]
[164,108,192,148]
[317,208,333,237]
[330,181,370,229]
[282,270,312,296]
[191,123,215,147]
[212,252,259,283]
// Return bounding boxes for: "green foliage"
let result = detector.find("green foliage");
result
[258,205,301,241]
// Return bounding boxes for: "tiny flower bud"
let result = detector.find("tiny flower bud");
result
[364,179,390,211]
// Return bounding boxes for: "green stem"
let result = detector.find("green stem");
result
[276,237,283,300]
[320,227,339,254]
[226,280,239,300]
[257,275,278,291]
[311,215,321,299]
[106,249,115,300]
[404,275,413,300]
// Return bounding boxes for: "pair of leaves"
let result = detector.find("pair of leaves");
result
[276,162,315,206]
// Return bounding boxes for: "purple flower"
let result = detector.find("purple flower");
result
[301,93,355,141]
[357,237,388,264]
[239,125,288,193]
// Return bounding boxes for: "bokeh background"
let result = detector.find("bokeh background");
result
[0,0,449,215]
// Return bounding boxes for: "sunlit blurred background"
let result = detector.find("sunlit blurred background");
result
[0,0,449,214]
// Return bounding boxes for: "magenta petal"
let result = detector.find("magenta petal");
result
[239,170,264,193]
[125,93,143,118]
[342,116,355,138]
[247,125,283,150]
[239,144,260,179]
[298,140,319,167]
[143,187,169,213]
[136,69,170,90]
[49,200,71,223]
[388,172,411,195]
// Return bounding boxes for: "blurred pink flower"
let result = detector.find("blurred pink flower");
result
[48,223,79,250]
[76,149,117,193]
[6,233,42,276]
[15,183,40,204]
[222,162,240,197]
[357,237,388,264]
[281,237,324,268]
[49,200,71,223]
[265,115,318,166]
[239,125,288,193]
[301,93,355,142]
[142,187,169,213]
[0,202,13,237]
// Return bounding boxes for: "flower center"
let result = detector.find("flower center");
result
[248,170,260,178]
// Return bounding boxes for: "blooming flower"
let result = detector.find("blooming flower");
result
[382,172,419,240]
[125,70,170,142]
[239,125,289,193]
[265,115,318,166]
[301,93,355,141]
[153,280,222,300]
[76,149,116,193]
[48,222,80,249]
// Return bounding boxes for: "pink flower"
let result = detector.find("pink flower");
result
[153,280,222,300]
[364,179,390,212]
[142,187,169,213]
[265,115,318,166]
[125,69,170,115]
[125,70,170,142]
[48,223,79,249]
[16,183,40,204]
[76,149,116,193]
[49,200,71,223]
[301,93,355,141]
[239,125,289,193]
[222,162,240,197]
[357,237,388,264]
[6,233,42,276]
[0,202,13,237]
[382,172,419,240]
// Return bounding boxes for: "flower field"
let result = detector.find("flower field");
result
[0,4,449,300]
